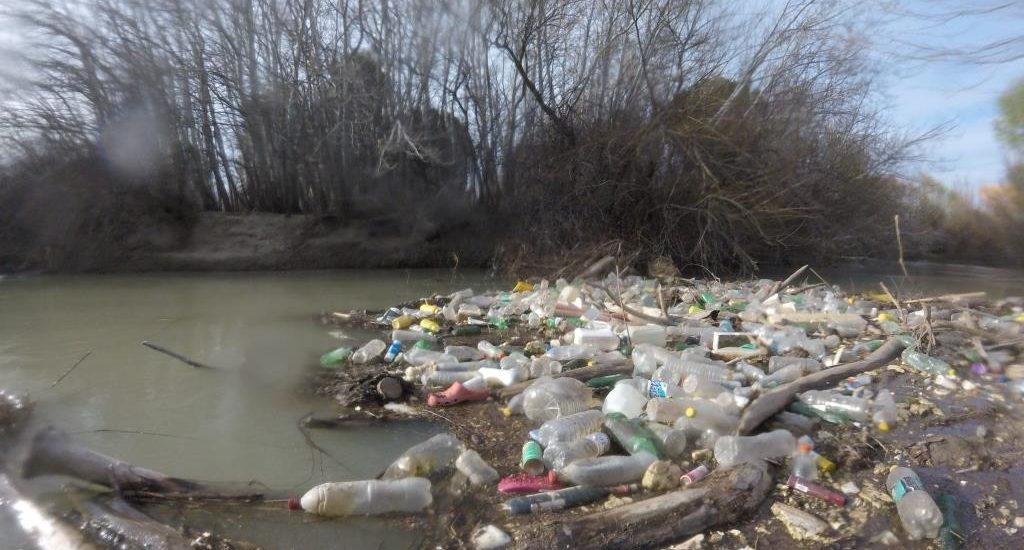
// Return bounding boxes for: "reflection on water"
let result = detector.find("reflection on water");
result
[0,270,496,549]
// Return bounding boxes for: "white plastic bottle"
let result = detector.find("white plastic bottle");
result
[299,478,432,516]
[455,450,499,486]
[352,339,387,364]
[886,466,943,540]
[572,328,621,350]
[714,429,796,468]
[602,383,648,418]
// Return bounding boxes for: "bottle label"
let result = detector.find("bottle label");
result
[648,381,668,398]
[890,475,923,503]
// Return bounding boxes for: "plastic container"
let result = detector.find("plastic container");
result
[872,389,898,432]
[299,478,432,516]
[522,378,592,421]
[420,370,478,387]
[536,410,604,447]
[352,339,387,364]
[555,453,656,486]
[546,345,599,361]
[478,341,504,359]
[798,390,872,422]
[477,367,521,387]
[714,429,796,468]
[603,412,661,458]
[625,326,667,347]
[444,345,485,362]
[646,422,688,458]
[381,433,464,480]
[543,433,610,470]
[681,464,710,485]
[886,466,943,540]
[768,357,822,374]
[456,450,499,486]
[791,441,817,481]
[902,348,955,378]
[320,346,353,367]
[602,384,648,418]
[735,362,766,382]
[392,315,416,329]
[383,341,402,363]
[572,328,621,350]
[787,475,846,506]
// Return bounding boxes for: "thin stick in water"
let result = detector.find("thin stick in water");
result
[894,214,909,278]
[50,352,91,388]
[141,341,215,369]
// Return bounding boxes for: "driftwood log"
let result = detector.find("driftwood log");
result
[737,338,908,434]
[22,426,266,501]
[513,462,773,550]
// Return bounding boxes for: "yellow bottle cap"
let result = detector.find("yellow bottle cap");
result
[878,422,890,432]
[685,407,697,418]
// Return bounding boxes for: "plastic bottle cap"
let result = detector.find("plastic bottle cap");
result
[287,497,301,510]
[685,407,697,418]
[798,443,812,453]
[547,470,558,484]
[878,422,890,432]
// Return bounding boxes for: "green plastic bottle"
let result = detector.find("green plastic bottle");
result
[320,346,353,367]
[603,412,662,458]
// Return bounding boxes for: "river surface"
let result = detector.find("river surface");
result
[0,262,1022,549]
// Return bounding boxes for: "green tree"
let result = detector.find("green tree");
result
[996,78,1024,158]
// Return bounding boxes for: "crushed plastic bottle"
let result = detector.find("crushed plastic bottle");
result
[714,429,796,468]
[886,466,943,540]
[542,433,611,470]
[299,478,432,516]
[381,433,464,480]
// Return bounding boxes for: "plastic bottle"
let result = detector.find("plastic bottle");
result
[477,367,521,387]
[381,433,464,479]
[529,356,562,378]
[625,326,667,347]
[791,440,817,481]
[444,345,485,362]
[759,364,805,389]
[383,340,402,363]
[392,329,436,343]
[522,378,592,421]
[654,358,730,386]
[543,433,611,470]
[602,384,648,418]
[420,370,478,387]
[886,467,943,540]
[436,359,494,372]
[901,348,955,377]
[735,362,766,382]
[604,412,662,458]
[299,478,432,516]
[798,390,872,422]
[404,348,457,367]
[646,422,688,458]
[546,345,599,361]
[556,453,657,486]
[503,486,610,515]
[392,315,417,329]
[320,346,354,367]
[714,429,796,468]
[768,357,821,374]
[536,410,605,447]
[682,375,731,398]
[351,339,387,364]
[455,450,499,486]
[477,340,504,359]
[872,389,898,432]
[572,328,621,350]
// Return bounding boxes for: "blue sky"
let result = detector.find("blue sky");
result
[875,1,1024,192]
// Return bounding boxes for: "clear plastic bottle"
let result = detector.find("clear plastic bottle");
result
[477,340,504,359]
[404,348,457,367]
[455,449,499,486]
[791,440,817,481]
[391,329,436,343]
[500,353,530,370]
[351,339,387,364]
[735,361,766,382]
[654,358,730,386]
[886,466,943,540]
[646,422,688,458]
[767,357,821,374]
[536,410,605,447]
[444,345,485,362]
[602,384,648,418]
[529,356,562,378]
[798,390,871,422]
[522,377,592,421]
[682,375,730,398]
[556,453,657,486]
[901,348,955,377]
[671,405,739,448]
[872,389,898,432]
[436,359,494,372]
[631,346,658,378]
[714,429,796,468]
[542,433,611,470]
[381,433,464,479]
[299,478,432,516]
[572,328,621,350]
[421,370,478,387]
[546,344,599,361]
[758,364,805,389]
[626,325,667,347]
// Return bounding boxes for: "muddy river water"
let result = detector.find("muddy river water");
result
[1,262,1022,548]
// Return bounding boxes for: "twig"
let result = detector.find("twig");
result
[921,304,936,352]
[809,267,832,289]
[764,265,808,300]
[904,292,986,305]
[141,341,215,369]
[50,352,91,388]
[879,281,905,323]
[297,413,351,472]
[894,215,909,278]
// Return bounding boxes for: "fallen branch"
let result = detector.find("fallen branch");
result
[760,264,808,301]
[904,292,986,305]
[513,462,773,550]
[49,351,91,388]
[141,341,215,369]
[737,338,908,434]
